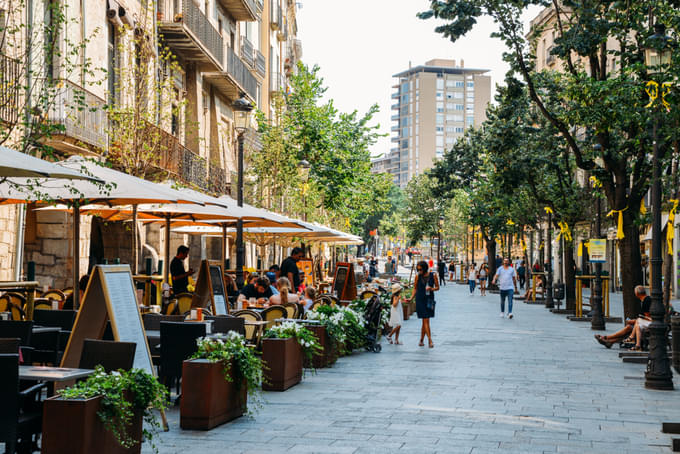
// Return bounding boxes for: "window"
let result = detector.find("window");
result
[401,106,408,116]
[436,79,444,89]
[456,127,464,133]
[402,127,409,137]
[456,81,464,88]
[454,92,464,99]
[446,137,455,144]
[466,115,474,126]
[466,104,474,112]
[446,103,454,110]
[436,101,444,113]
[436,136,444,146]
[455,104,464,111]
[436,91,443,99]
[446,80,455,87]
[436,114,444,125]
[446,126,455,133]
[416,78,420,89]
[401,139,408,149]
[436,126,444,133]
[467,81,474,88]
[401,82,409,93]
[401,93,409,103]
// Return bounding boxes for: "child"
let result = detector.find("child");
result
[387,283,404,345]
[303,286,317,311]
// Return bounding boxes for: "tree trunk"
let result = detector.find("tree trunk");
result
[618,214,643,319]
[663,234,672,319]
[564,242,576,310]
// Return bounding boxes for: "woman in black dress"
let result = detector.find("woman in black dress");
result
[409,260,439,348]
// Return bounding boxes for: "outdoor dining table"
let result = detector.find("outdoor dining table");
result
[19,365,95,395]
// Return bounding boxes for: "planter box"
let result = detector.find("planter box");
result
[43,395,143,454]
[180,359,246,430]
[304,325,337,368]
[262,337,302,391]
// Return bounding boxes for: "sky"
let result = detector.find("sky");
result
[296,1,541,158]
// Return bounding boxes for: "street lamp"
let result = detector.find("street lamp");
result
[298,159,310,222]
[545,210,554,309]
[232,92,253,289]
[590,148,605,331]
[643,23,674,390]
[437,215,444,262]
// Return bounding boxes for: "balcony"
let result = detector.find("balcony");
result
[45,79,108,154]
[240,36,254,68]
[391,125,399,132]
[269,71,285,93]
[203,46,258,102]
[391,92,400,99]
[216,0,259,21]
[0,54,20,125]
[269,0,283,30]
[255,51,266,78]
[391,114,399,121]
[208,165,228,194]
[158,0,223,71]
[391,103,399,110]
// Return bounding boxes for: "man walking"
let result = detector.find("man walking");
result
[492,257,518,318]
[170,245,195,295]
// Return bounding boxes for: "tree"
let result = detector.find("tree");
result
[404,173,446,254]
[419,0,680,318]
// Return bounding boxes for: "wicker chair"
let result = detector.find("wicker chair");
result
[41,289,66,304]
[360,290,378,300]
[309,300,323,312]
[32,298,53,311]
[0,294,25,321]
[175,293,194,314]
[260,306,286,331]
[281,302,298,319]
[79,339,137,372]
[231,310,263,345]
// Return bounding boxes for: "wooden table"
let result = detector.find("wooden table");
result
[0,281,41,320]
[19,365,94,395]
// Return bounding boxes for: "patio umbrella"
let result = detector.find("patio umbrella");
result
[0,156,207,303]
[0,146,102,181]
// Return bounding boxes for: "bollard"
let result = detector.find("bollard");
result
[672,316,680,374]
[27,261,35,281]
[145,257,152,275]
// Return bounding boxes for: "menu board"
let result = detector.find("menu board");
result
[209,264,228,315]
[61,265,154,376]
[192,260,229,315]
[332,262,357,302]
[297,259,314,286]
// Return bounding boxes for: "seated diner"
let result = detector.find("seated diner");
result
[237,276,274,305]
[269,277,299,305]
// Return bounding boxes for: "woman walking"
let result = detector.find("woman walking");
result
[386,283,404,345]
[478,262,488,296]
[467,263,477,295]
[410,260,439,348]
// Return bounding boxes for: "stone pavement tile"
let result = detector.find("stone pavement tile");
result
[287,444,357,453]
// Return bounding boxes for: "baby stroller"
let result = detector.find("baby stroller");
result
[364,295,383,353]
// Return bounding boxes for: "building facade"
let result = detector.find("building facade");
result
[0,0,301,287]
[373,59,491,188]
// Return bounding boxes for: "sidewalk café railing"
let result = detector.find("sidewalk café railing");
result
[575,275,610,318]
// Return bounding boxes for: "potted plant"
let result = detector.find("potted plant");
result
[304,323,336,368]
[181,332,263,429]
[42,367,168,454]
[262,321,320,391]
[308,305,367,355]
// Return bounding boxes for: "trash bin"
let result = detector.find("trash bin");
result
[553,283,565,301]
[672,316,680,373]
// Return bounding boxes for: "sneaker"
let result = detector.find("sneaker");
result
[508,313,514,319]
[500,312,505,318]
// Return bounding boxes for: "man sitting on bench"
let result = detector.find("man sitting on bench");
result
[594,285,650,349]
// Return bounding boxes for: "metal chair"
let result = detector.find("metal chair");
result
[159,321,206,398]
[0,294,25,321]
[41,289,66,304]
[0,321,34,364]
[261,306,287,331]
[33,309,77,353]
[79,339,137,372]
[0,353,45,454]
[205,315,245,336]
[142,313,185,331]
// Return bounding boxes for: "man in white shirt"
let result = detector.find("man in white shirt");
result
[492,257,518,319]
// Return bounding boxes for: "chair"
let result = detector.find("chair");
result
[32,298,54,311]
[79,339,137,372]
[360,290,378,300]
[0,321,34,364]
[309,300,322,312]
[142,314,185,331]
[0,353,45,454]
[159,321,206,397]
[0,294,25,321]
[42,289,66,302]
[281,302,298,319]
[29,328,60,365]
[33,309,77,331]
[261,306,287,331]
[232,310,262,345]
[164,299,178,315]
[205,315,245,336]
[62,287,73,297]
[175,293,194,314]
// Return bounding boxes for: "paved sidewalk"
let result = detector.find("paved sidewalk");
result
[146,282,680,453]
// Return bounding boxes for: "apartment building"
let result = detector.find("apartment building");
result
[373,59,491,188]
[0,0,302,287]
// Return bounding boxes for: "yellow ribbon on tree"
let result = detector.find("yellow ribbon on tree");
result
[640,199,647,215]
[544,206,553,215]
[589,176,602,188]
[506,219,515,226]
[345,218,351,229]
[521,238,527,253]
[668,199,679,256]
[606,207,628,240]
[645,81,672,111]
[556,221,573,242]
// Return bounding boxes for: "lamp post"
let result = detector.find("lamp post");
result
[232,93,253,289]
[545,210,554,309]
[644,23,674,390]
[437,215,444,263]
[590,148,605,331]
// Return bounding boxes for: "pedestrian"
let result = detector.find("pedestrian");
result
[428,256,434,269]
[386,283,404,345]
[495,254,502,269]
[170,245,195,295]
[369,256,378,278]
[409,261,438,348]
[517,261,526,289]
[478,262,488,296]
[392,256,397,275]
[448,260,456,281]
[437,260,447,286]
[532,260,540,272]
[492,257,518,318]
[468,262,477,295]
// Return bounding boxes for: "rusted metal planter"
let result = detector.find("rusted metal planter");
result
[262,337,302,391]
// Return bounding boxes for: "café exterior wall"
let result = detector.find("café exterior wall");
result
[0,206,18,281]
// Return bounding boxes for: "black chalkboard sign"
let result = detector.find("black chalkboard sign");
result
[209,264,228,315]
[332,262,357,302]
[333,266,348,294]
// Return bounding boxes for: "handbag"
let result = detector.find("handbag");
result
[426,273,436,312]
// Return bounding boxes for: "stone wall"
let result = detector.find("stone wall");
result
[0,205,18,281]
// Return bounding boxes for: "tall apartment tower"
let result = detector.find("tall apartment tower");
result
[373,59,491,188]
